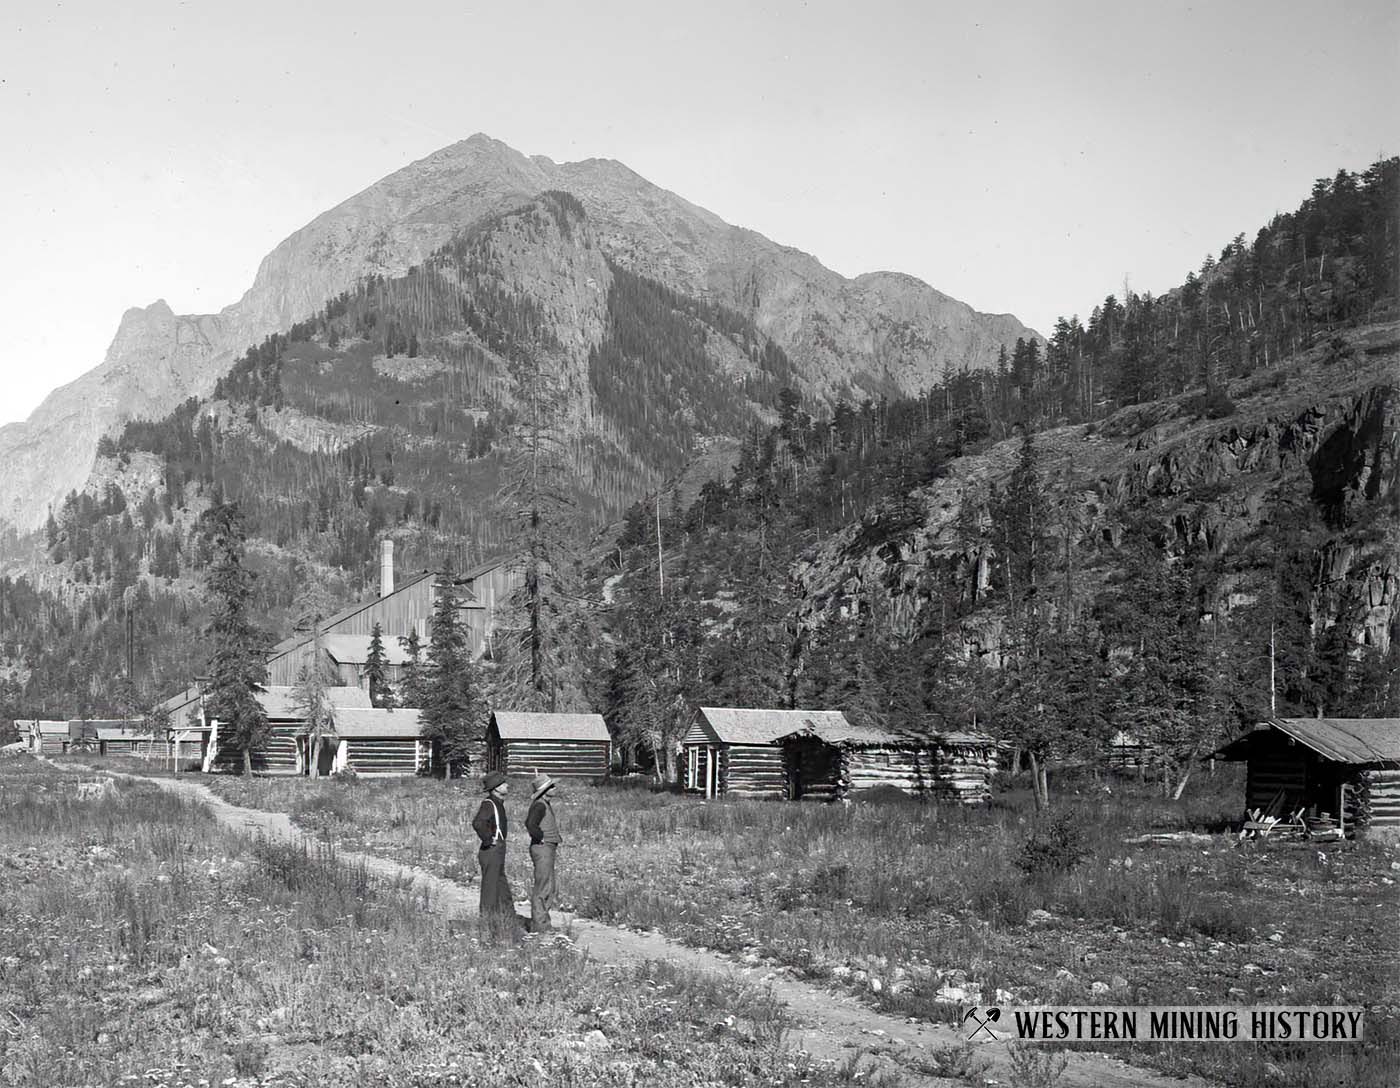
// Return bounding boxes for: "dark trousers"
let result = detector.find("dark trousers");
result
[529,843,558,931]
[478,843,515,918]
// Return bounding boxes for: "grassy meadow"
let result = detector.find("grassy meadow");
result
[192,764,1400,1088]
[0,756,915,1087]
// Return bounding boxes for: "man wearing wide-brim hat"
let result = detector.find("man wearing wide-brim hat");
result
[524,772,564,932]
[471,770,518,923]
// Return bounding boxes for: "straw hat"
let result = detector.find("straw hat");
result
[530,773,558,800]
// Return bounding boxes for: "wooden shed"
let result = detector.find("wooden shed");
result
[1211,717,1400,836]
[486,712,611,779]
[329,707,429,777]
[683,708,844,799]
[26,719,68,754]
[206,685,372,774]
[774,721,994,802]
[93,722,162,759]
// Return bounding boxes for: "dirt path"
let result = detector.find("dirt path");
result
[102,769,1208,1088]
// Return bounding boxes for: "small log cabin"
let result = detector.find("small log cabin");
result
[26,720,69,754]
[683,708,848,799]
[206,685,372,774]
[329,707,428,777]
[1211,717,1400,836]
[92,722,162,759]
[777,721,999,802]
[486,712,611,779]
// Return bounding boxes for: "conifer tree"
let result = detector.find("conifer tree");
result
[397,629,429,708]
[201,503,269,775]
[365,621,394,708]
[418,569,484,779]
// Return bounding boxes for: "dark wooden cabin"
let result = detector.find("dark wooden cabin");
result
[778,721,998,802]
[486,712,611,779]
[329,706,428,777]
[206,685,372,774]
[683,708,848,799]
[1211,717,1400,836]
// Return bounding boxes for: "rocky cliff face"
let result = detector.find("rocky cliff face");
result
[791,342,1399,662]
[0,134,1038,531]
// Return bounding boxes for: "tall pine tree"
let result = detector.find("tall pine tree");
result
[418,568,484,779]
[201,503,269,775]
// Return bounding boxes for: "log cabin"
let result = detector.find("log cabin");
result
[683,708,849,799]
[91,721,162,759]
[26,719,69,754]
[485,712,611,779]
[777,721,998,802]
[1210,717,1400,837]
[328,706,429,777]
[205,685,372,774]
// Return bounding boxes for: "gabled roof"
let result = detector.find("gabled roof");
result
[1213,718,1400,765]
[323,634,414,666]
[255,685,374,719]
[491,712,610,742]
[697,707,849,746]
[331,706,423,739]
[775,716,896,746]
[267,555,512,659]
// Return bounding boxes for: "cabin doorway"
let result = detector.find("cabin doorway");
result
[705,746,719,798]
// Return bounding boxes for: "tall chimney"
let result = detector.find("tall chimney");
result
[380,539,394,597]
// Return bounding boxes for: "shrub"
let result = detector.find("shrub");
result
[1016,813,1091,880]
[1183,386,1236,419]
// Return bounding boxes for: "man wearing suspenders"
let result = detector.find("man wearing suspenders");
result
[472,771,518,923]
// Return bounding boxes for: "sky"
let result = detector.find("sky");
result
[1,0,1396,425]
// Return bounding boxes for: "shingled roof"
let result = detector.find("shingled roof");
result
[1213,718,1400,765]
[255,685,373,719]
[491,712,610,741]
[330,706,423,739]
[695,708,851,746]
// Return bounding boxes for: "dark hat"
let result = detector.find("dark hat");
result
[482,770,507,792]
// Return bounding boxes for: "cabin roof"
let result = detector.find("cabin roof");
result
[322,634,414,666]
[331,706,423,739]
[255,685,374,719]
[776,718,899,746]
[29,720,68,735]
[1212,717,1400,764]
[491,712,610,742]
[935,731,1000,748]
[697,707,849,746]
[68,720,148,739]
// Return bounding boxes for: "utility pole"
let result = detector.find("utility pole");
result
[1269,622,1277,716]
[655,493,664,597]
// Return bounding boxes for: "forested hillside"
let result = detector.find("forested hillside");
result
[0,192,793,719]
[0,160,1394,749]
[597,160,1400,793]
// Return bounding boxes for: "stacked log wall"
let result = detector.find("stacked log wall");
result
[931,744,996,804]
[343,738,420,776]
[1358,768,1400,831]
[723,744,787,798]
[501,739,610,779]
[841,747,934,796]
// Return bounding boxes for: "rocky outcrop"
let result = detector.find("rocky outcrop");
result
[792,356,1399,661]
[0,135,1038,531]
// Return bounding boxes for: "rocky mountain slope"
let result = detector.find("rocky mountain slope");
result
[0,134,1038,531]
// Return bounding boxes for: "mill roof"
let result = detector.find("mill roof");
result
[255,685,374,719]
[323,634,414,666]
[491,712,611,742]
[696,708,850,746]
[330,706,424,739]
[1212,717,1400,765]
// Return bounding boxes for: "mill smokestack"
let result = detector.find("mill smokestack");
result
[380,539,394,597]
